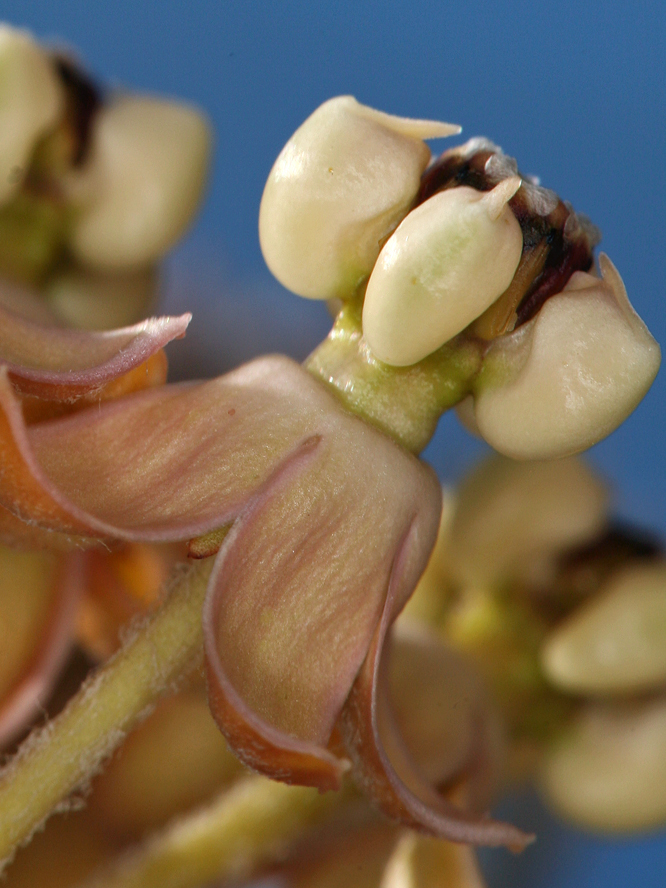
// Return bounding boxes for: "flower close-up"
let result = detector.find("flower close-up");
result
[0,8,663,888]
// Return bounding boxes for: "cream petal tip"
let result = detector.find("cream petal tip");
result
[541,699,666,832]
[66,94,212,270]
[259,97,457,300]
[0,25,64,204]
[541,562,666,694]
[473,270,661,460]
[362,185,523,366]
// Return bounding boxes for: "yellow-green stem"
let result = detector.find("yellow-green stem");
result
[78,775,350,888]
[0,558,214,871]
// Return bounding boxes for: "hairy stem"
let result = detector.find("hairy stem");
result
[0,557,214,871]
[79,775,351,888]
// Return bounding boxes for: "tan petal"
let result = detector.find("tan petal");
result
[0,300,189,400]
[0,548,81,746]
[75,542,185,660]
[203,404,441,791]
[339,617,531,849]
[0,356,343,542]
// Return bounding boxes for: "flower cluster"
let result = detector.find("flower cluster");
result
[0,23,210,327]
[407,453,666,834]
[0,28,662,888]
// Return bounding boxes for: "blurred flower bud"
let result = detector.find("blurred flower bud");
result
[448,454,608,588]
[0,25,63,204]
[381,831,487,888]
[259,95,459,300]
[362,178,524,366]
[472,255,661,459]
[65,94,211,270]
[45,265,157,330]
[541,561,666,695]
[541,698,666,832]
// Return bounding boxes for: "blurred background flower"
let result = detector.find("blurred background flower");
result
[1,2,664,885]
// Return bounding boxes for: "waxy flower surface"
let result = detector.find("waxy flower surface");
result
[0,84,662,883]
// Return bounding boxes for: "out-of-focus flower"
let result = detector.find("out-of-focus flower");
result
[0,23,211,326]
[406,452,666,834]
[264,102,660,459]
[0,91,661,872]
[0,291,189,741]
[0,25,63,205]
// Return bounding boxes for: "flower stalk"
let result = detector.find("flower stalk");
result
[0,558,214,871]
[78,776,351,888]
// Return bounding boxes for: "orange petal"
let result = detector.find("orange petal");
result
[76,542,185,660]
[339,610,534,849]
[19,350,168,424]
[203,404,441,791]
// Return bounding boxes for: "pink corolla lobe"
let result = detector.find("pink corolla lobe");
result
[0,348,532,849]
[0,298,191,400]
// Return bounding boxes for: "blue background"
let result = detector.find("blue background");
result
[3,2,665,885]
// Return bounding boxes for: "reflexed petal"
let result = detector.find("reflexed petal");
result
[362,181,523,367]
[0,302,189,400]
[0,547,81,746]
[66,95,212,269]
[473,257,661,460]
[541,698,666,832]
[381,832,488,888]
[0,25,63,204]
[541,561,666,695]
[339,618,531,849]
[203,407,441,790]
[0,356,339,541]
[448,454,608,586]
[259,95,459,300]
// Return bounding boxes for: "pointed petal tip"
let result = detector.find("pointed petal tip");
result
[483,175,522,221]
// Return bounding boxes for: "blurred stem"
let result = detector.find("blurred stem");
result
[79,775,352,888]
[306,297,481,454]
[0,557,215,872]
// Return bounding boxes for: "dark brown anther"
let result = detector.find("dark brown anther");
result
[52,54,103,166]
[417,140,601,339]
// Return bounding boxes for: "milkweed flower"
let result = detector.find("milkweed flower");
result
[0,288,190,744]
[264,103,659,457]
[408,453,666,834]
[0,91,661,867]
[0,23,211,327]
